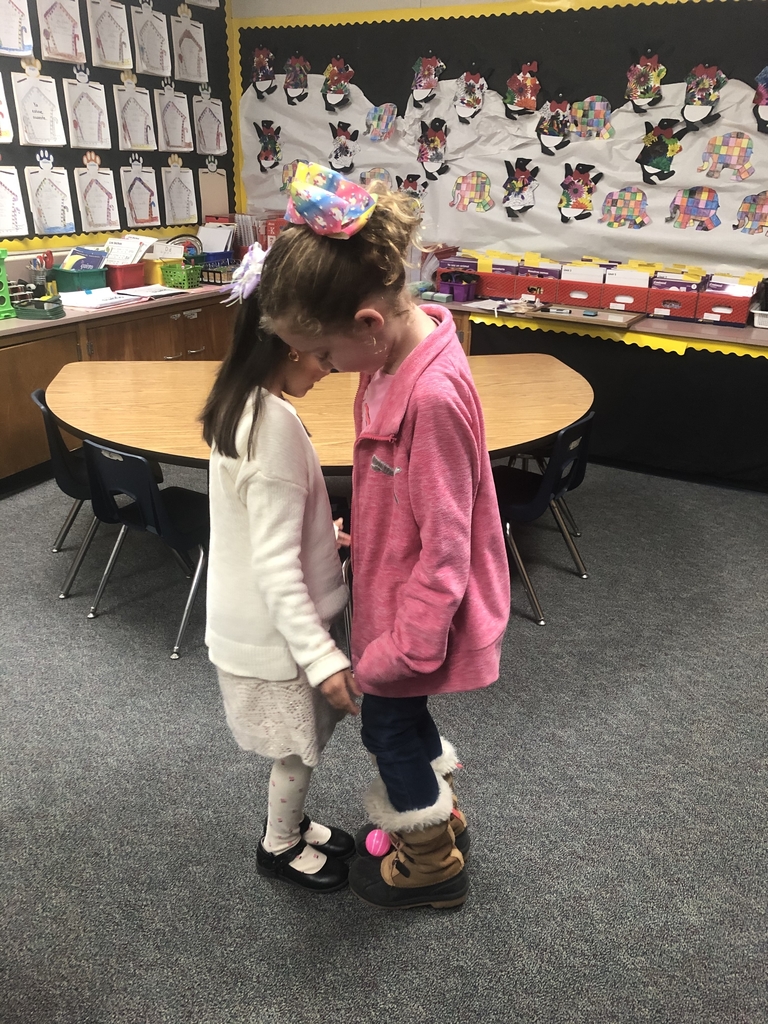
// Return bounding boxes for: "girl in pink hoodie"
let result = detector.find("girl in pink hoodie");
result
[259,163,510,910]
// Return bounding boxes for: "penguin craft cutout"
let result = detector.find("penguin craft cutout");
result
[536,96,571,155]
[252,46,276,100]
[558,163,602,223]
[502,158,539,217]
[454,64,489,124]
[753,67,768,135]
[254,120,281,172]
[328,122,359,173]
[417,118,450,180]
[284,53,310,105]
[626,52,666,113]
[396,173,429,211]
[504,62,540,120]
[411,53,446,109]
[681,64,728,130]
[322,57,354,112]
[636,118,691,184]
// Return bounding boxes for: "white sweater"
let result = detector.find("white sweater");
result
[206,391,350,685]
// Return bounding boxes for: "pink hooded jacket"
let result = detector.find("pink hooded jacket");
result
[350,304,510,697]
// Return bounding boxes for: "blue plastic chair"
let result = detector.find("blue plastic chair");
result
[493,412,594,625]
[83,440,209,659]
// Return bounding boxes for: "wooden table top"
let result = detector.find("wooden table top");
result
[46,354,594,469]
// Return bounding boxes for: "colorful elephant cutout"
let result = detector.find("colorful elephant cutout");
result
[681,64,728,130]
[600,187,651,228]
[752,67,768,135]
[502,158,539,218]
[665,186,720,230]
[254,120,281,172]
[636,119,690,184]
[504,62,540,120]
[284,54,310,105]
[449,171,494,212]
[328,122,359,173]
[280,159,301,192]
[558,163,602,223]
[364,103,397,142]
[536,98,571,156]
[411,54,446,109]
[733,190,768,234]
[626,52,666,113]
[252,46,276,99]
[360,167,392,190]
[417,118,449,180]
[570,96,615,139]
[698,132,754,180]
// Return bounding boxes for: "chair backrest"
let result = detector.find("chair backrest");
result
[540,411,594,504]
[83,439,173,539]
[30,388,90,501]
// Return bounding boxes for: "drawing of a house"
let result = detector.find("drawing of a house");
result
[120,95,153,147]
[35,175,73,232]
[73,91,107,145]
[127,176,156,224]
[197,105,223,152]
[0,0,31,54]
[139,20,167,73]
[178,29,205,79]
[21,86,58,143]
[168,174,193,221]
[162,100,190,149]
[95,9,127,65]
[82,176,116,228]
[41,1,83,61]
[0,174,27,234]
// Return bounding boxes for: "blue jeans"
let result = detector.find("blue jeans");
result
[360,694,442,813]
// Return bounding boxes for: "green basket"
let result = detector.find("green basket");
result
[50,266,107,292]
[161,262,203,289]
[0,248,16,320]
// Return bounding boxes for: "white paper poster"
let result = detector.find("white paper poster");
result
[171,14,207,84]
[154,83,193,152]
[131,2,171,77]
[162,159,197,224]
[12,70,67,146]
[74,161,120,231]
[0,0,34,56]
[25,159,75,234]
[36,0,86,64]
[192,91,226,155]
[113,80,157,150]
[0,75,14,143]
[64,77,111,148]
[0,166,29,236]
[87,0,132,70]
[120,155,161,227]
[198,162,228,218]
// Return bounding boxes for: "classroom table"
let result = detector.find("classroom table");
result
[45,354,594,471]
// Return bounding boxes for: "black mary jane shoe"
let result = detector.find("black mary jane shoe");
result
[256,838,349,892]
[300,815,355,860]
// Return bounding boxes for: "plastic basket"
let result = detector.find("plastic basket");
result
[144,258,183,285]
[192,250,235,268]
[50,266,107,292]
[0,248,14,320]
[161,262,203,289]
[106,263,146,290]
[200,264,238,285]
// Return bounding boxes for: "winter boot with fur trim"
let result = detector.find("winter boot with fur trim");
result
[349,775,468,909]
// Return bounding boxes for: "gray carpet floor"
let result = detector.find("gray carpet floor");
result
[2,463,767,1024]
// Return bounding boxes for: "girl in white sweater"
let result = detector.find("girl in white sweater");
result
[201,291,360,893]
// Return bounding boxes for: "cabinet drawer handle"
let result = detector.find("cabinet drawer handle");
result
[187,346,206,354]
[163,353,184,360]
[170,313,182,320]
[183,308,202,319]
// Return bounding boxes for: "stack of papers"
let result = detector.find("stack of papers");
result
[60,288,144,309]
[115,284,185,299]
[197,223,235,252]
[104,235,158,266]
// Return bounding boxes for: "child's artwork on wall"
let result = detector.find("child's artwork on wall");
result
[154,79,193,151]
[36,0,86,64]
[131,1,171,78]
[162,152,197,223]
[192,83,226,154]
[74,150,120,230]
[119,152,160,226]
[171,5,208,84]
[12,59,67,147]
[113,72,156,150]
[0,76,14,143]
[64,66,111,149]
[87,0,132,71]
[0,0,34,57]
[198,155,228,217]
[0,165,29,235]
[24,149,75,233]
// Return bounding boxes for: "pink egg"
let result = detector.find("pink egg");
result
[365,828,391,857]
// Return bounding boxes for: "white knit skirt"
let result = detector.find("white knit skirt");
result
[216,667,343,768]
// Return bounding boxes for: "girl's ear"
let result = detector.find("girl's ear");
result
[354,307,385,331]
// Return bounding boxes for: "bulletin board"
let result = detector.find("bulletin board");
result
[233,0,768,274]
[0,0,235,250]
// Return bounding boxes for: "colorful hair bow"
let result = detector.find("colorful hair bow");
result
[284,161,377,239]
[222,241,267,305]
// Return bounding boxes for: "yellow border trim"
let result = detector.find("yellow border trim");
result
[230,0,755,29]
[469,314,768,359]
[226,0,246,215]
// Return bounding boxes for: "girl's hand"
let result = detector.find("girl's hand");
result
[334,518,351,550]
[319,669,361,716]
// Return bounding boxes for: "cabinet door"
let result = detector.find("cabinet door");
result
[181,302,238,361]
[0,332,80,478]
[86,312,185,361]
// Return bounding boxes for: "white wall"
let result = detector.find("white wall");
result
[231,0,503,19]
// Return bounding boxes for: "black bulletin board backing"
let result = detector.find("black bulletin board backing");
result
[0,0,234,246]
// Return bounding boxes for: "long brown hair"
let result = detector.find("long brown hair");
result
[258,187,421,336]
[200,290,289,459]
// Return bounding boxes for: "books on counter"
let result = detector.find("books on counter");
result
[59,246,109,271]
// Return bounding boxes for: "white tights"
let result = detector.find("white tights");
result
[263,755,333,874]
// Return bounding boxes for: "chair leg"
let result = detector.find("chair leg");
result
[341,557,352,657]
[557,497,581,537]
[170,548,194,578]
[550,502,589,578]
[52,498,84,552]
[171,546,206,659]
[504,522,546,626]
[87,525,129,618]
[59,516,99,599]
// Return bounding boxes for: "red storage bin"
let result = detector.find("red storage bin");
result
[600,283,649,313]
[515,274,559,303]
[474,271,518,299]
[556,280,604,308]
[106,263,146,290]
[647,287,699,321]
[695,290,752,325]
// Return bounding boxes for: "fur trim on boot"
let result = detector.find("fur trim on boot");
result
[430,736,459,776]
[364,773,454,834]
[431,737,469,853]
